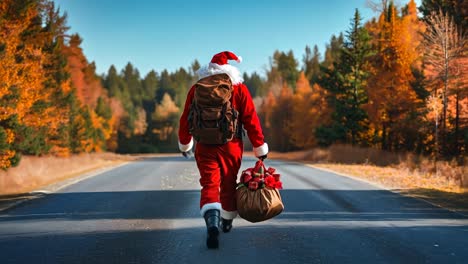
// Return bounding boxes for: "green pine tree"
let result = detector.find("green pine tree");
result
[318,9,374,146]
[322,33,344,69]
[273,50,299,90]
[243,72,266,97]
[142,70,159,102]
[303,45,321,84]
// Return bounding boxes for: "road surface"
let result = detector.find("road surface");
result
[0,156,467,264]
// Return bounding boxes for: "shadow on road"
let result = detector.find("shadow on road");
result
[1,189,466,222]
[1,187,468,264]
[1,154,467,263]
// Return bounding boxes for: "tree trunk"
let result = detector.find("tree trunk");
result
[441,63,448,157]
[454,90,460,157]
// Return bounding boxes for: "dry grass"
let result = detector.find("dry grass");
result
[0,153,136,195]
[266,145,468,212]
[267,145,466,192]
[313,163,463,193]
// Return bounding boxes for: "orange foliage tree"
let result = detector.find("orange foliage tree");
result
[365,0,424,151]
[269,83,294,151]
[0,1,49,168]
[152,93,179,142]
[63,34,117,152]
[289,72,330,149]
[0,0,124,169]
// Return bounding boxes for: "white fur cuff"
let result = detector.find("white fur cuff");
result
[253,142,269,157]
[200,202,221,217]
[221,209,238,220]
[178,138,193,152]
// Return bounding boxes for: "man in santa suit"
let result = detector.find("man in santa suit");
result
[178,51,268,249]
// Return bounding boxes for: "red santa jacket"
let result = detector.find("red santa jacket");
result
[178,82,268,157]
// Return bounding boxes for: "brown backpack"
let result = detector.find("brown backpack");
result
[188,73,240,145]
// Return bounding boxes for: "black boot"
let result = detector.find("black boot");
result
[221,218,233,233]
[203,209,220,249]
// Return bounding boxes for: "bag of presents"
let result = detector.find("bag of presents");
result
[236,160,284,223]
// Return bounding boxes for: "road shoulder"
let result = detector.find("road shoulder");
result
[0,161,130,213]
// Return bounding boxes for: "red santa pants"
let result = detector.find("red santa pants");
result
[195,138,243,220]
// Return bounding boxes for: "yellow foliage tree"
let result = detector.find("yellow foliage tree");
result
[289,72,314,148]
[365,0,423,150]
[269,83,294,151]
[0,3,48,168]
[152,93,179,141]
[289,72,332,149]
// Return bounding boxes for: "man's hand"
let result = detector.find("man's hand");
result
[258,154,267,161]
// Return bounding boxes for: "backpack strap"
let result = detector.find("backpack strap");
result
[229,87,243,140]
[220,104,229,143]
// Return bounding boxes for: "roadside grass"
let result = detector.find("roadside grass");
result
[267,145,467,213]
[0,152,136,196]
[312,163,462,193]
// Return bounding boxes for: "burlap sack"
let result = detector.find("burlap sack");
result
[236,186,284,223]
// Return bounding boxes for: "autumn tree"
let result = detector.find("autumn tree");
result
[62,32,118,153]
[365,0,423,151]
[0,0,49,167]
[423,8,466,157]
[288,72,330,149]
[29,0,75,156]
[269,83,294,151]
[102,64,140,143]
[152,93,180,151]
[289,72,314,148]
[264,59,283,98]
[258,91,277,146]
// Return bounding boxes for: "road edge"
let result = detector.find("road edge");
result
[0,162,131,213]
[304,162,468,217]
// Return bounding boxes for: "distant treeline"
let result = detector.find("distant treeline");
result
[0,0,466,169]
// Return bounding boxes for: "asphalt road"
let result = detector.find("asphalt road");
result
[0,156,467,264]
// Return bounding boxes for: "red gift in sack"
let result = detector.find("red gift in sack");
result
[248,181,259,190]
[267,167,276,175]
[273,174,281,182]
[236,160,284,223]
[243,174,253,184]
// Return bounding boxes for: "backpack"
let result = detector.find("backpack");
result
[188,73,240,145]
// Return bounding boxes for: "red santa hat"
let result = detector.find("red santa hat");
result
[197,51,244,84]
[210,51,243,65]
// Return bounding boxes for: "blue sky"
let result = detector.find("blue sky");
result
[53,0,420,77]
